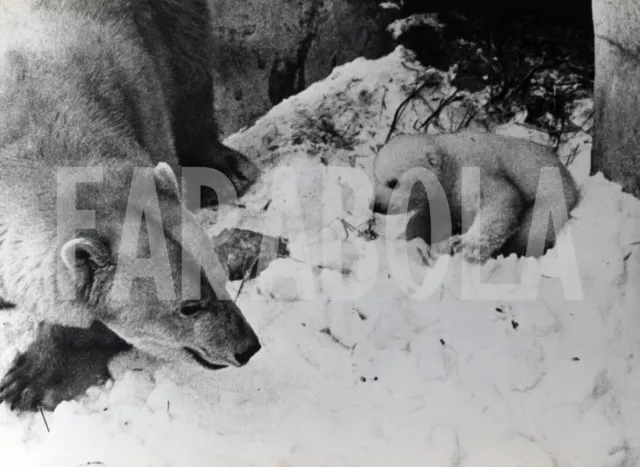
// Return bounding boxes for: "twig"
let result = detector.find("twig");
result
[418,90,463,132]
[564,145,581,167]
[319,327,351,350]
[39,407,50,432]
[355,218,379,241]
[379,88,388,116]
[572,110,594,135]
[400,61,425,73]
[554,112,566,152]
[456,103,481,131]
[234,255,260,303]
[384,78,437,144]
[339,218,357,238]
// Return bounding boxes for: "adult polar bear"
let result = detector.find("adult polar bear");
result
[0,0,261,411]
[373,132,581,263]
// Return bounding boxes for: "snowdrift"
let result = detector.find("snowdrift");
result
[1,47,639,467]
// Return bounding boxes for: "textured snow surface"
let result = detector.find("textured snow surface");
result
[1,47,639,467]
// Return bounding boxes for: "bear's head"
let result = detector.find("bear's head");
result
[58,163,261,369]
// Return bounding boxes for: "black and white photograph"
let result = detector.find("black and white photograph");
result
[0,0,638,465]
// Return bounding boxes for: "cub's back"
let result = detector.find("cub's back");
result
[437,131,576,204]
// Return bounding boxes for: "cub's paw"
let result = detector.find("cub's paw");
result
[458,236,496,264]
[0,346,112,412]
[436,235,495,264]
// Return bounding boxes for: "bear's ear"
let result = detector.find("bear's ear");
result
[60,237,112,307]
[154,162,180,198]
[61,237,111,271]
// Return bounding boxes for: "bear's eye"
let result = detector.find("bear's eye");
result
[386,178,399,190]
[180,300,204,317]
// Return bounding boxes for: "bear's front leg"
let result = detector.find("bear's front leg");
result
[172,86,260,211]
[446,178,524,264]
[0,321,131,412]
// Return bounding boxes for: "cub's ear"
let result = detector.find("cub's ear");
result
[425,149,442,169]
[61,237,110,271]
[154,162,180,198]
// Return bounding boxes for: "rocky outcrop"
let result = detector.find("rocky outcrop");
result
[209,0,395,136]
[591,0,640,199]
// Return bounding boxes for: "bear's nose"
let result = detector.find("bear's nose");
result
[234,341,261,366]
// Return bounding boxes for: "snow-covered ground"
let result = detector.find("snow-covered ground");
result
[1,47,639,466]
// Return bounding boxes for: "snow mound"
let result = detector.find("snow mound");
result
[1,47,639,467]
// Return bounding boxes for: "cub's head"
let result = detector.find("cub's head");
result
[59,163,260,369]
[372,134,442,215]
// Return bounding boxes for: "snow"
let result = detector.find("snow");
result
[379,2,401,11]
[2,47,640,466]
[387,14,445,39]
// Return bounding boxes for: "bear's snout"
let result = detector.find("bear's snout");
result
[234,340,261,366]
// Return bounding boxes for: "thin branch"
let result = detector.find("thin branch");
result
[40,407,50,432]
[418,90,463,132]
[234,255,260,303]
[385,78,437,144]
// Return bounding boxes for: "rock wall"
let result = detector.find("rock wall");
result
[591,0,640,198]
[209,0,395,137]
